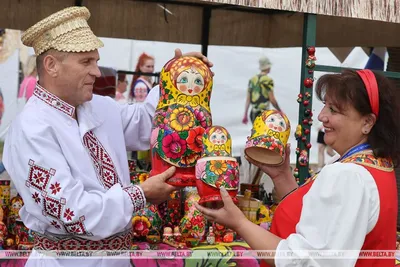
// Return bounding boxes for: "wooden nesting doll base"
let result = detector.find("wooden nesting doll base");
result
[150,154,196,187]
[245,147,283,166]
[196,181,238,207]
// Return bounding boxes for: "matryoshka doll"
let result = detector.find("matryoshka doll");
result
[179,187,206,240]
[7,195,23,235]
[150,56,213,186]
[0,207,7,249]
[195,126,239,206]
[245,110,291,166]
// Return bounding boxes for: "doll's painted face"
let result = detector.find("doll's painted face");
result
[209,129,227,145]
[176,66,204,96]
[11,200,22,213]
[265,113,287,132]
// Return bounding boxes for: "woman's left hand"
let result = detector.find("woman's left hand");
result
[194,187,247,232]
[174,48,214,70]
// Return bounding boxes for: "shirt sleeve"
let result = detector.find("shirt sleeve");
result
[118,85,159,151]
[3,121,145,240]
[275,162,380,267]
[260,77,274,93]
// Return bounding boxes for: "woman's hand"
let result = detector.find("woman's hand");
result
[194,187,247,232]
[246,144,292,181]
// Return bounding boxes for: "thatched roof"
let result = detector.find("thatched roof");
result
[1,0,400,48]
[203,0,400,24]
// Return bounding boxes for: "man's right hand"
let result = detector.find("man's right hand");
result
[139,167,178,205]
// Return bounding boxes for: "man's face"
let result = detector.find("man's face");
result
[56,50,101,106]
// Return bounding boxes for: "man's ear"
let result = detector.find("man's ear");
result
[42,54,59,78]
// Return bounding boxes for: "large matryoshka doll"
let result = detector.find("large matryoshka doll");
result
[245,110,290,165]
[195,126,239,206]
[150,56,213,186]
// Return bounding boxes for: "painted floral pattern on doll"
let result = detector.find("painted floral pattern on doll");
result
[196,160,239,189]
[179,187,206,240]
[151,57,213,168]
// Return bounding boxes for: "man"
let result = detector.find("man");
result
[242,56,281,124]
[3,6,211,267]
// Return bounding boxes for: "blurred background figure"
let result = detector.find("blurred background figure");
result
[18,55,37,102]
[317,126,335,171]
[130,53,155,103]
[242,56,281,125]
[115,73,128,104]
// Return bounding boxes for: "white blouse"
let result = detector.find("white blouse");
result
[275,162,380,267]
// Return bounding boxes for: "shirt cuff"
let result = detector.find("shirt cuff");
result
[123,185,146,212]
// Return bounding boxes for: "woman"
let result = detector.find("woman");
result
[130,53,155,103]
[195,69,400,266]
[18,55,37,101]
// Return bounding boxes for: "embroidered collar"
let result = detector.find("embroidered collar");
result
[33,83,75,118]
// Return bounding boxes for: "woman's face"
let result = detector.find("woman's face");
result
[318,97,370,156]
[176,67,205,96]
[140,59,154,74]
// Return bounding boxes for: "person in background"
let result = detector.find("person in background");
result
[197,69,399,267]
[242,56,281,124]
[115,73,128,104]
[130,53,155,103]
[317,125,336,171]
[18,55,37,101]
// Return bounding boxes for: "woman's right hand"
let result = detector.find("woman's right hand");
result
[245,144,292,180]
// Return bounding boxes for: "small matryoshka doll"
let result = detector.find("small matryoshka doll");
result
[150,56,213,187]
[179,187,206,240]
[8,195,23,221]
[195,126,239,207]
[245,110,290,166]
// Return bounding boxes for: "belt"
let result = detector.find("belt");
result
[33,228,133,250]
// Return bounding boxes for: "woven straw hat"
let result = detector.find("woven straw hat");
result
[21,6,104,55]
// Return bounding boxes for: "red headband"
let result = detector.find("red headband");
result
[356,69,379,117]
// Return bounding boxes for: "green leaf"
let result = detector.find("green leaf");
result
[179,131,189,139]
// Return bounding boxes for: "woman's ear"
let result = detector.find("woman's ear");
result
[362,113,377,134]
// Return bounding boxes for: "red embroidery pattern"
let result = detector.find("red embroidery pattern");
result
[49,182,61,195]
[123,185,146,212]
[26,160,92,236]
[26,160,54,192]
[63,216,91,236]
[33,228,132,250]
[83,131,120,189]
[33,84,75,118]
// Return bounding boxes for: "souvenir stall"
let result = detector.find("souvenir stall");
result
[1,0,400,266]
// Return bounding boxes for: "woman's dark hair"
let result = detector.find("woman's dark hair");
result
[316,69,400,166]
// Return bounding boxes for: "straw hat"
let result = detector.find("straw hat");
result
[21,6,104,55]
[259,56,272,71]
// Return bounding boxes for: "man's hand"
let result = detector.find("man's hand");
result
[139,167,178,205]
[174,49,214,71]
